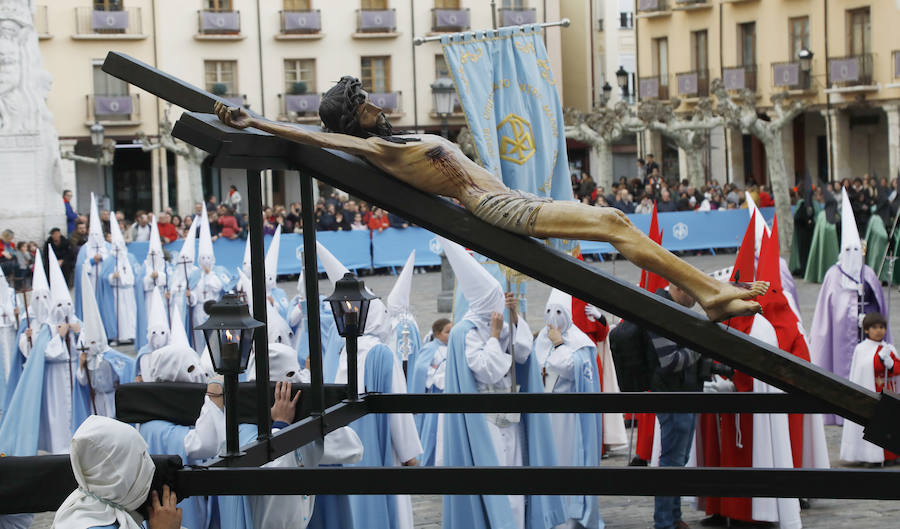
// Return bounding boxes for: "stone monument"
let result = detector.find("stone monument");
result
[0,0,64,241]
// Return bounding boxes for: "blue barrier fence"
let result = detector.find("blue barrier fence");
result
[126,208,774,274]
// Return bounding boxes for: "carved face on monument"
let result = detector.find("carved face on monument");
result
[0,20,22,95]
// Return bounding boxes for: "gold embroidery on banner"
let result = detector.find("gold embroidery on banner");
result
[497,114,535,166]
[514,39,535,55]
[536,59,556,86]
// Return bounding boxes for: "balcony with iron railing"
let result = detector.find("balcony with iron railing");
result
[499,7,536,27]
[431,8,470,33]
[828,54,874,88]
[86,93,140,126]
[196,9,243,40]
[676,70,709,98]
[639,75,669,100]
[34,5,50,39]
[722,64,757,92]
[74,7,147,39]
[771,61,811,91]
[353,9,398,38]
[279,92,321,124]
[636,0,669,17]
[277,9,322,39]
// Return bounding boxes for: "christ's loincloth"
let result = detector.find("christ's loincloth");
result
[471,190,552,236]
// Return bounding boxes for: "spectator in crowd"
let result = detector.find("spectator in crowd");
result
[0,230,17,279]
[206,194,218,212]
[577,172,597,203]
[16,241,34,287]
[208,210,222,241]
[63,189,78,236]
[285,202,302,233]
[119,219,134,243]
[99,209,112,237]
[71,220,89,253]
[181,214,193,238]
[171,214,183,235]
[645,153,660,175]
[218,205,242,240]
[317,203,338,231]
[333,209,351,231]
[367,207,390,232]
[156,212,178,244]
[635,196,654,215]
[387,212,410,229]
[612,189,635,214]
[657,188,677,213]
[130,212,151,242]
[191,202,204,221]
[224,184,242,213]
[351,213,367,231]
[636,158,647,182]
[45,227,75,286]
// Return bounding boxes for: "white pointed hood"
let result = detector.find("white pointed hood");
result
[30,247,50,323]
[267,304,294,345]
[236,269,253,305]
[316,241,349,288]
[198,206,215,269]
[295,269,306,302]
[168,303,191,349]
[241,234,251,277]
[146,287,169,349]
[145,215,165,272]
[247,342,303,383]
[0,265,11,310]
[537,288,595,354]
[839,188,863,290]
[363,298,392,343]
[386,250,415,317]
[176,218,198,265]
[148,342,205,383]
[264,225,281,291]
[109,210,126,255]
[78,266,109,359]
[438,236,503,328]
[87,192,105,250]
[745,191,769,258]
[47,245,74,324]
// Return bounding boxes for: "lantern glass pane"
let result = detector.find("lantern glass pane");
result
[204,329,222,371]
[239,328,254,370]
[358,299,371,336]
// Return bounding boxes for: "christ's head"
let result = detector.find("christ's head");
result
[319,76,393,139]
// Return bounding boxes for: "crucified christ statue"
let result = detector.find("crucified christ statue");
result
[214,76,766,321]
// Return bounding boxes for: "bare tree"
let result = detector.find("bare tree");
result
[137,105,206,215]
[637,97,724,188]
[712,79,807,255]
[564,103,643,190]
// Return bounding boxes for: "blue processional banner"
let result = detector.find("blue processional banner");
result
[441,26,573,247]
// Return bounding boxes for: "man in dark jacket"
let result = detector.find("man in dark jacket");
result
[45,228,75,286]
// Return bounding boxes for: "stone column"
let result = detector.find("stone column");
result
[726,128,745,186]
[160,149,170,213]
[58,139,78,199]
[176,156,195,216]
[885,103,900,182]
[151,145,160,214]
[822,108,851,182]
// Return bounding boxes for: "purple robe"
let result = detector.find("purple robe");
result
[780,257,799,311]
[810,264,890,425]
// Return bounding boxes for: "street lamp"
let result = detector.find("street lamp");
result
[197,293,264,458]
[324,272,377,401]
[431,77,456,138]
[797,48,814,73]
[600,81,613,106]
[90,122,106,202]
[615,66,629,98]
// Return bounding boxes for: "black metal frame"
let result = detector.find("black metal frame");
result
[7,51,887,508]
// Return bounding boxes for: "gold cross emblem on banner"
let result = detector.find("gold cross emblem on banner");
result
[497,113,535,165]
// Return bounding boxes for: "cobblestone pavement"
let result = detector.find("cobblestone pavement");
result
[27,253,900,528]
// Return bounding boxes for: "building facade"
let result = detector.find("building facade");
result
[635,0,900,187]
[561,0,639,182]
[39,0,563,220]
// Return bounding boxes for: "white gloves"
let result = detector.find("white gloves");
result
[584,304,603,321]
[703,375,736,393]
[878,348,895,371]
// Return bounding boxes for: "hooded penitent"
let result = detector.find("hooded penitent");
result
[144,214,166,279]
[437,236,504,332]
[30,247,50,324]
[386,250,415,318]
[78,266,109,363]
[265,224,281,293]
[316,240,350,288]
[148,304,205,384]
[53,416,155,529]
[242,233,252,278]
[86,192,106,258]
[198,206,215,271]
[145,287,169,350]
[47,245,74,325]
[839,188,863,291]
[177,218,198,266]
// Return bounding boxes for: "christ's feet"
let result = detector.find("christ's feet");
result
[700,281,768,322]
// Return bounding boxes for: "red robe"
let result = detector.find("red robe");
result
[873,346,900,461]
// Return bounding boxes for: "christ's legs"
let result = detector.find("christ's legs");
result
[531,202,767,321]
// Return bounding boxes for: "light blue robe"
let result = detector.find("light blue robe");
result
[97,254,144,342]
[0,326,52,456]
[443,320,566,529]
[75,242,111,320]
[409,339,443,467]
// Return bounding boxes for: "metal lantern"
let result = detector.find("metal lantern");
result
[615,66,629,89]
[197,293,263,375]
[325,273,377,400]
[798,48,814,73]
[600,81,613,105]
[325,273,377,338]
[430,77,456,117]
[90,121,105,147]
